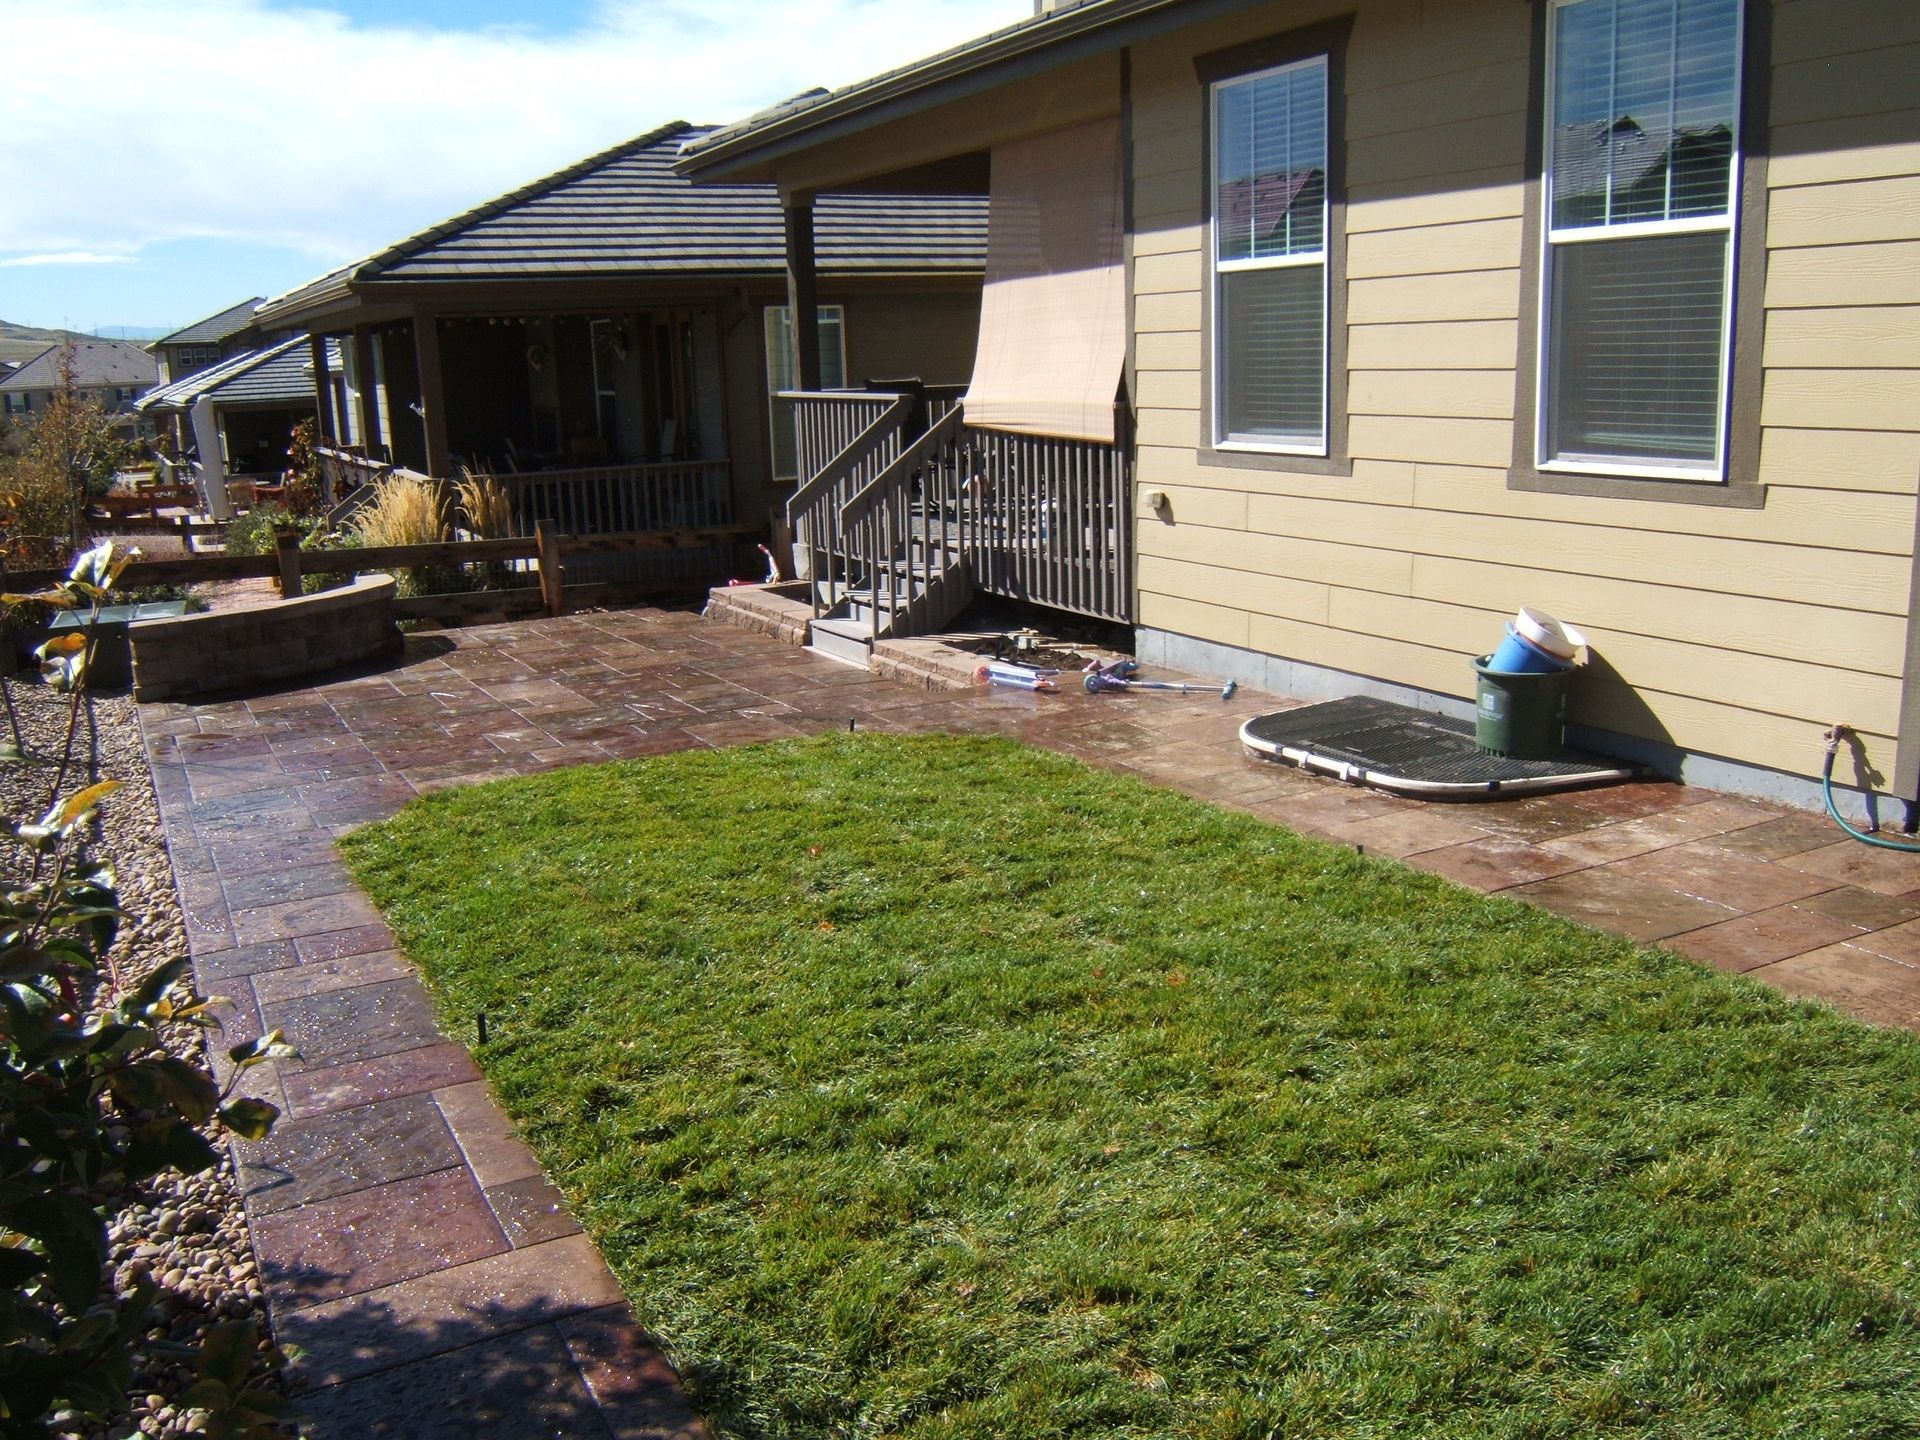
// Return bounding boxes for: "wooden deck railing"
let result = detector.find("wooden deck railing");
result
[495,459,732,587]
[788,392,904,495]
[789,393,1133,628]
[786,396,914,611]
[495,459,729,536]
[316,445,390,504]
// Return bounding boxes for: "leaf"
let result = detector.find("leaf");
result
[2,588,79,609]
[125,1118,219,1182]
[228,1028,300,1067]
[138,1056,220,1124]
[194,1320,257,1391]
[8,1192,106,1313]
[218,1098,280,1141]
[52,780,120,828]
[33,632,86,661]
[0,1243,45,1289]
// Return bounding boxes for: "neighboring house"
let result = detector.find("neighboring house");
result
[252,120,985,532]
[675,0,1920,814]
[135,335,327,515]
[150,299,273,386]
[0,339,158,433]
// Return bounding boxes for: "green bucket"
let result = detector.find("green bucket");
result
[1473,656,1572,760]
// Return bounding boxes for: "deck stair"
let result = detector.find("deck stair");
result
[784,385,1132,658]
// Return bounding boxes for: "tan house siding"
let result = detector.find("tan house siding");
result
[1129,0,1920,782]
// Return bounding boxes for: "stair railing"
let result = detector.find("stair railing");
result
[786,393,914,616]
[838,406,967,638]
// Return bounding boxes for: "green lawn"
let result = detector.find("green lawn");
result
[340,734,1920,1439]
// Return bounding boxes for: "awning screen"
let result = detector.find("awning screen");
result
[963,116,1126,444]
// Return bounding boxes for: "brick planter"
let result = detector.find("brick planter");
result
[132,575,404,702]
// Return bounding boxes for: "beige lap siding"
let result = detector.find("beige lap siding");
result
[1128,0,1920,782]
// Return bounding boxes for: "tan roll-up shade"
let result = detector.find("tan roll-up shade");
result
[963,116,1126,444]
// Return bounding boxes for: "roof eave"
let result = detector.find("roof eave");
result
[673,0,1192,182]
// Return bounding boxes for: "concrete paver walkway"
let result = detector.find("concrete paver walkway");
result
[141,605,1920,1434]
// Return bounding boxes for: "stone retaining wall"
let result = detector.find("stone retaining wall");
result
[131,575,403,702]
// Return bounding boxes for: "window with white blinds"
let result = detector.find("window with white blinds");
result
[1211,57,1328,453]
[1541,0,1742,477]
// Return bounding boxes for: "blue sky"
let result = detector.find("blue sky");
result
[0,0,1027,334]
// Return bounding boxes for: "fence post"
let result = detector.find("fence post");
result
[536,520,566,617]
[176,513,193,555]
[273,527,302,598]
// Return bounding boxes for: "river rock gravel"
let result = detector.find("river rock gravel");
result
[0,675,288,1439]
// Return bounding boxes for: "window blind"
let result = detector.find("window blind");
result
[1212,57,1328,451]
[1542,0,1741,475]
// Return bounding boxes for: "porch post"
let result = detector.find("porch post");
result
[783,197,822,391]
[310,333,337,443]
[351,325,379,453]
[412,311,452,479]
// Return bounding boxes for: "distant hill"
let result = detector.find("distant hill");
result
[0,319,169,367]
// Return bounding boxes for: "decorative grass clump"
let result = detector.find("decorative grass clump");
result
[348,471,453,597]
[341,734,1920,1440]
[349,471,447,549]
[452,466,515,541]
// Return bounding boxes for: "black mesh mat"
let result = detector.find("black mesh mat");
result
[1241,696,1637,799]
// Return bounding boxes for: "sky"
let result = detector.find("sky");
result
[0,0,1030,335]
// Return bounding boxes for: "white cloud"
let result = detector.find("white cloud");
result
[0,252,136,268]
[0,0,1027,269]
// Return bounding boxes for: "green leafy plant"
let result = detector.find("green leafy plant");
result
[0,544,300,1437]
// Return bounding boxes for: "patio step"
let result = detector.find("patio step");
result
[809,614,877,667]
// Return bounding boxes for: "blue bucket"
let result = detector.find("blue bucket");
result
[1487,624,1572,674]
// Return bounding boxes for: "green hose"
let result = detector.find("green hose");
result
[1822,725,1920,852]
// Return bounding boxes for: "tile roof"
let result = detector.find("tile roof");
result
[156,298,266,346]
[0,339,157,392]
[137,336,333,411]
[259,122,985,322]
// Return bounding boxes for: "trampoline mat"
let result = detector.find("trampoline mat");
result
[1240,696,1638,800]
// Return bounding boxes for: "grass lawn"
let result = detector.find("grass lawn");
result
[340,734,1920,1438]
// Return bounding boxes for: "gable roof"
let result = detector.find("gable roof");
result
[137,335,331,412]
[0,339,157,392]
[258,122,986,325]
[156,298,266,347]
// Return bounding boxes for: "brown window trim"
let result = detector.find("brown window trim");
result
[1508,0,1770,510]
[1193,15,1355,480]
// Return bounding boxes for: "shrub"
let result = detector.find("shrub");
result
[0,545,298,1437]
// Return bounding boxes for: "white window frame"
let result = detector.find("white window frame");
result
[764,304,848,482]
[1209,54,1330,457]
[1535,0,1745,483]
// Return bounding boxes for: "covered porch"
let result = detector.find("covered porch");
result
[299,300,734,540]
[682,50,1137,644]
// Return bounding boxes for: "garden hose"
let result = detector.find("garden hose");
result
[1821,724,1920,853]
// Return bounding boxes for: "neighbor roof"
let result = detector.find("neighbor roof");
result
[258,122,986,325]
[155,298,266,347]
[675,0,1177,178]
[0,339,157,392]
[138,335,332,412]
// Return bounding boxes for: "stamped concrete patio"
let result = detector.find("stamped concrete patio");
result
[141,604,1920,1435]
